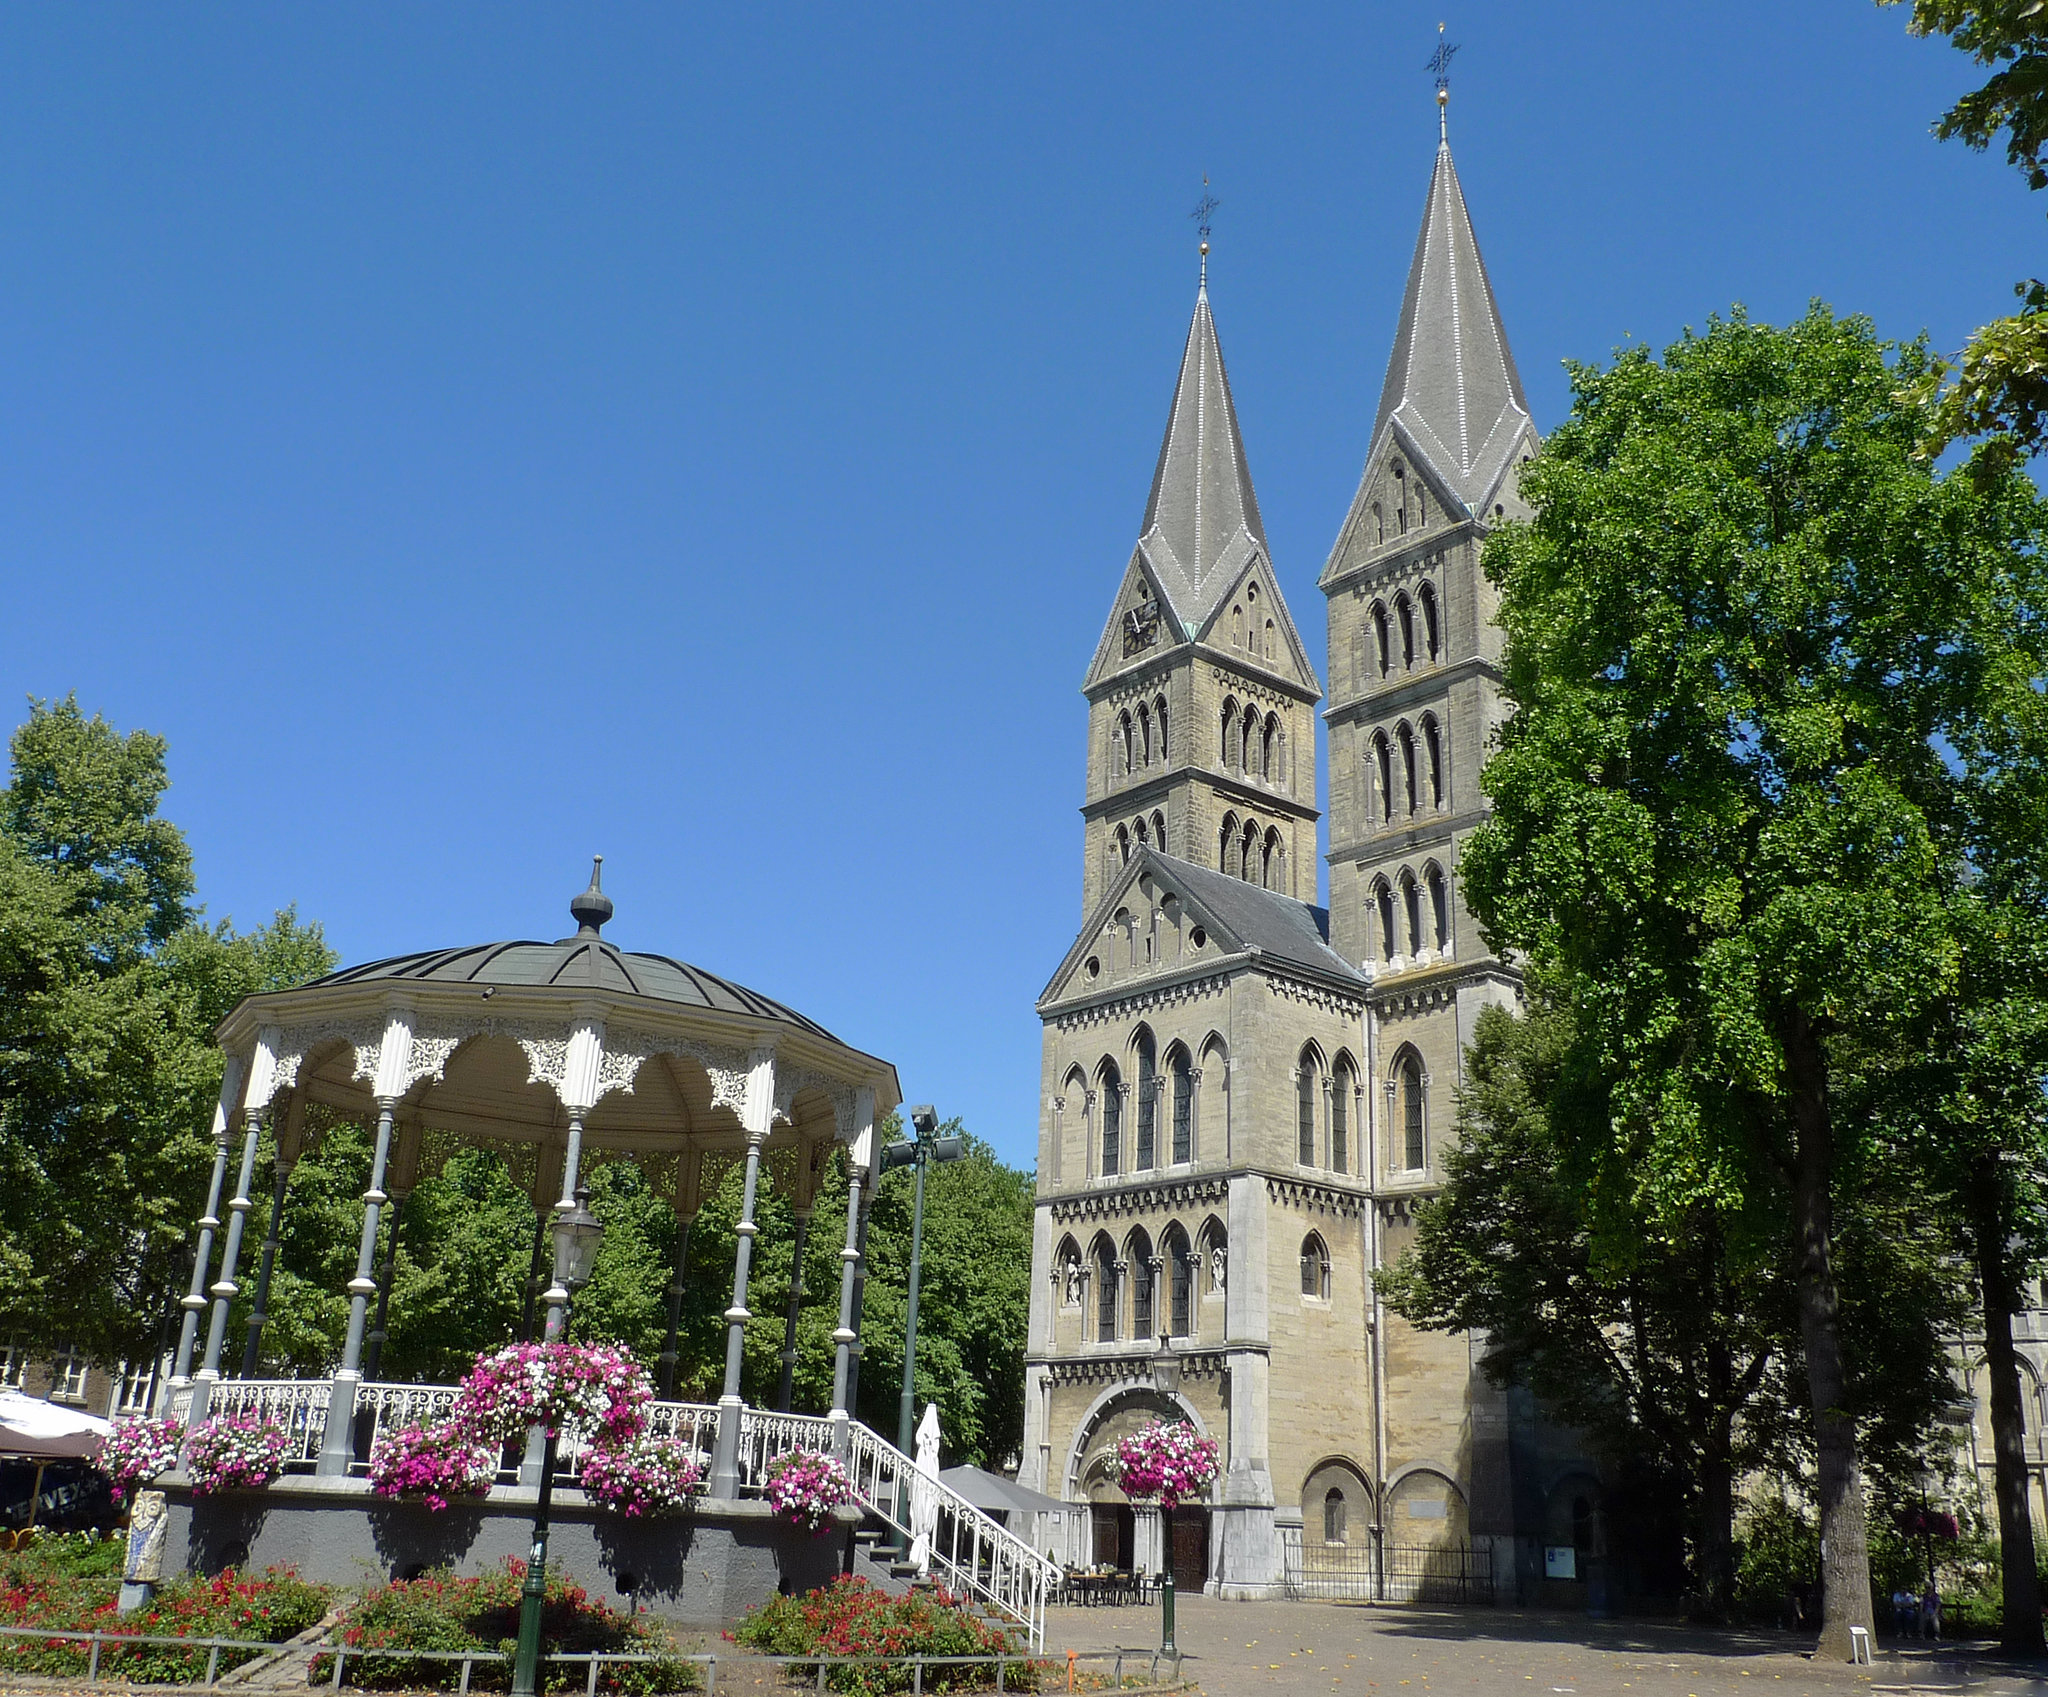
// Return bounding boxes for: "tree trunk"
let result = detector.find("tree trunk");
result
[1698,1432,1736,1623]
[1974,1167,2044,1655]
[1785,1009,1873,1661]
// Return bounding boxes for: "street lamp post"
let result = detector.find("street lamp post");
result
[509,1188,605,1697]
[879,1106,964,1553]
[1152,1323,1181,1663]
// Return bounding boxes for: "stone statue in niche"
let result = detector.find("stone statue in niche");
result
[1062,1258,1085,1308]
[1210,1246,1227,1295]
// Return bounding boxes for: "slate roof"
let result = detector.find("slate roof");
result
[1372,137,1531,513]
[1144,850,1364,986]
[1133,285,1269,634]
[311,940,841,1042]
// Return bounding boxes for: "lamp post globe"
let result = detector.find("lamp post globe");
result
[511,1189,605,1697]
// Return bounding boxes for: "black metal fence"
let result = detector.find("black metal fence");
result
[1279,1529,1495,1605]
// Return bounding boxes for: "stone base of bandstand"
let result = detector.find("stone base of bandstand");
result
[158,1475,853,1629]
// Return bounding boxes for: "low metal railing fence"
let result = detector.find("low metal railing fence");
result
[0,1623,1164,1695]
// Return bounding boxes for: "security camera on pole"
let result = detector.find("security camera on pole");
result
[879,1105,964,1553]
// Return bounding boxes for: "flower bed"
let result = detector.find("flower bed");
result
[0,1536,328,1684]
[730,1576,1045,1695]
[1104,1421,1218,1510]
[762,1450,855,1534]
[185,1412,290,1495]
[312,1561,696,1693]
[453,1343,651,1448]
[578,1434,702,1517]
[368,1423,497,1512]
[98,1416,184,1503]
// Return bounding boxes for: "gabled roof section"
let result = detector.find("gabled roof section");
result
[1135,284,1268,632]
[1371,138,1531,514]
[1040,847,1366,1010]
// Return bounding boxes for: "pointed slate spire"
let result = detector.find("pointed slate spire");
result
[1134,282,1268,631]
[1372,136,1531,513]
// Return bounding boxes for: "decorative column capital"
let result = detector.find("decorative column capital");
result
[370,1006,419,1102]
[740,1046,778,1140]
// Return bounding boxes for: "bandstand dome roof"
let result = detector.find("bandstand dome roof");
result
[311,939,839,1044]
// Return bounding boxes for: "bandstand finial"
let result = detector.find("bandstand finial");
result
[570,855,613,939]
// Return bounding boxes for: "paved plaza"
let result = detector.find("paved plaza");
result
[1045,1595,2048,1696]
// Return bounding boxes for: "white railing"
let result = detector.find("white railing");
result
[153,1379,1050,1650]
[188,1378,332,1468]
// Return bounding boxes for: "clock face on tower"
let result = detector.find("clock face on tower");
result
[1123,596,1160,656]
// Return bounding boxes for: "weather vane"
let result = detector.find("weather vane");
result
[1428,22,1459,138]
[1191,177,1220,287]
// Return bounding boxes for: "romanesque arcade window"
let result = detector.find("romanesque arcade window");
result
[1165,1225,1194,1338]
[1296,1049,1319,1165]
[1324,1489,1348,1545]
[1134,1029,1158,1171]
[1400,1050,1426,1171]
[1129,1227,1155,1339]
[1170,1046,1193,1163]
[1331,1058,1353,1173]
[1095,1238,1119,1340]
[1299,1233,1331,1300]
[1099,1063,1122,1174]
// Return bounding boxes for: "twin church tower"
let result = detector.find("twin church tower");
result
[1020,113,1598,1602]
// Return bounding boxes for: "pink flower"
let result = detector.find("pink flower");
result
[368,1424,495,1512]
[1105,1422,1218,1510]
[580,1436,703,1517]
[450,1342,651,1447]
[184,1414,289,1495]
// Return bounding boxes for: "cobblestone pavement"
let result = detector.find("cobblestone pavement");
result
[1045,1595,2048,1697]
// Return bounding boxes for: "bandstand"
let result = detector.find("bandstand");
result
[150,866,1056,1640]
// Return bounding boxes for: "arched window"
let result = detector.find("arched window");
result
[1263,714,1279,784]
[1166,1226,1194,1338]
[1375,880,1397,963]
[1155,695,1170,763]
[1297,1049,1320,1165]
[1170,1046,1194,1164]
[1265,828,1284,893]
[1100,1063,1122,1175]
[1117,712,1134,778]
[1396,594,1415,669]
[1219,811,1239,878]
[1240,819,1260,884]
[1300,1233,1331,1300]
[1152,811,1166,853]
[1116,824,1131,866]
[1264,618,1276,660]
[1137,703,1152,767]
[1129,1228,1154,1339]
[1243,706,1260,777]
[1232,603,1244,648]
[1416,482,1427,528]
[1324,1488,1348,1545]
[1373,604,1390,677]
[1420,582,1440,660]
[1422,715,1444,808]
[1222,697,1240,770]
[1331,1059,1352,1174]
[1402,870,1423,954]
[1371,502,1384,546]
[1427,863,1450,951]
[1398,724,1418,815]
[1373,733,1393,824]
[1400,1050,1426,1170]
[1394,463,1408,533]
[1134,1030,1158,1171]
[1095,1237,1119,1341]
[1133,816,1149,848]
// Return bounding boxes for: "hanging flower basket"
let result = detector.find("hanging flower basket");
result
[579,1434,704,1518]
[762,1449,856,1534]
[1899,1506,1961,1541]
[450,1342,651,1448]
[1105,1421,1219,1510]
[184,1413,290,1495]
[97,1416,185,1504]
[368,1422,497,1512]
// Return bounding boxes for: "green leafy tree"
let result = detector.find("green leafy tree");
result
[0,696,333,1366]
[1460,306,2048,1657]
[1381,991,1963,1618]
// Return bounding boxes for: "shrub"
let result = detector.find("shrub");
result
[315,1560,695,1694]
[579,1435,702,1517]
[97,1417,184,1504]
[184,1413,289,1495]
[0,1562,328,1683]
[730,1576,1043,1695]
[762,1450,855,1534]
[368,1424,496,1512]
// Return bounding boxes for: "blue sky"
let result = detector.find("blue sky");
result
[0,4,2037,1168]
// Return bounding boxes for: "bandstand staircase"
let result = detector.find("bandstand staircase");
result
[173,1382,1058,1650]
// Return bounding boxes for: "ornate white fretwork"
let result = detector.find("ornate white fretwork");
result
[266,1016,389,1107]
[773,1062,858,1134]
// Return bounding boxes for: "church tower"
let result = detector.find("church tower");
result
[1077,274,1321,919]
[1320,110,1535,1114]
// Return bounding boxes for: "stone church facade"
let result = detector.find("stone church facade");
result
[1018,125,1602,1603]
